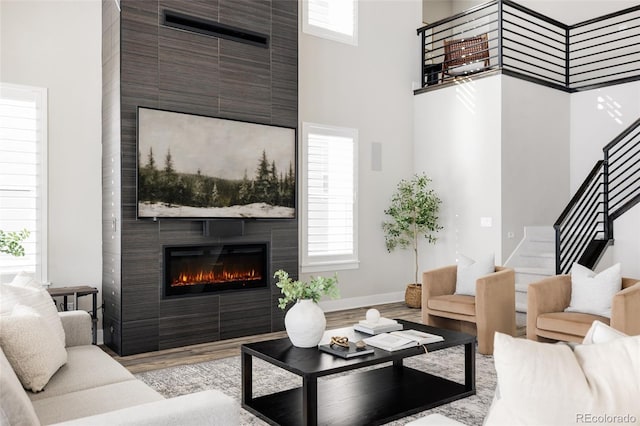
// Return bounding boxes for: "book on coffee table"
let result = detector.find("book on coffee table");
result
[353,317,403,335]
[363,329,443,352]
[318,342,375,359]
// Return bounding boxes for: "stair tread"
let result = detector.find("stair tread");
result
[520,252,555,258]
[514,266,555,275]
[515,283,530,292]
[516,302,527,313]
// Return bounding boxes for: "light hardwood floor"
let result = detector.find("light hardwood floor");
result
[105,302,422,374]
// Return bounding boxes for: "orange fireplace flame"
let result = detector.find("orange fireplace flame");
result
[171,268,262,287]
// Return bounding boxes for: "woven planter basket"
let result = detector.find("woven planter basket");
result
[404,284,422,308]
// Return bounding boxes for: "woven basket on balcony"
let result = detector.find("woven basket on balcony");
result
[404,284,422,308]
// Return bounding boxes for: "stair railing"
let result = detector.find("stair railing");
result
[554,117,640,274]
[554,161,606,274]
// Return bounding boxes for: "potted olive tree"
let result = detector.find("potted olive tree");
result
[382,173,442,308]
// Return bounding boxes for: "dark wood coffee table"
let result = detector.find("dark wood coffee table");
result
[241,319,476,425]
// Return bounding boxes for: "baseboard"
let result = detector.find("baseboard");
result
[318,291,405,313]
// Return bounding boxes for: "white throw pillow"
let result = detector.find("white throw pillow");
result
[582,320,627,345]
[9,271,39,288]
[455,252,495,296]
[0,281,66,345]
[0,305,67,392]
[565,263,622,318]
[485,332,640,426]
[573,335,640,415]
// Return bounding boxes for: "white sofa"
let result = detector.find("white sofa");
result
[0,310,239,426]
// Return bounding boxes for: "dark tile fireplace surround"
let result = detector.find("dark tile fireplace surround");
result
[102,0,298,356]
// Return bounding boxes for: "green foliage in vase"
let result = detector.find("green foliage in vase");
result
[274,269,339,310]
[0,229,30,257]
[382,173,443,285]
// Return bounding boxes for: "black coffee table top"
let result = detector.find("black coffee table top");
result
[242,319,476,377]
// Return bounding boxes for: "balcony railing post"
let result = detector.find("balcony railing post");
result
[497,0,503,68]
[603,149,610,239]
[420,30,426,88]
[565,27,570,89]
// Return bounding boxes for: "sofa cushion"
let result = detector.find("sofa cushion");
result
[565,262,621,318]
[28,345,136,401]
[485,332,640,425]
[0,305,67,392]
[31,380,163,425]
[0,277,66,345]
[428,294,476,316]
[455,252,494,296]
[537,311,609,338]
[0,346,41,426]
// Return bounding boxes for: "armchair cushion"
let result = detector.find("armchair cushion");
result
[455,252,494,296]
[565,263,621,317]
[427,294,475,316]
[537,311,609,339]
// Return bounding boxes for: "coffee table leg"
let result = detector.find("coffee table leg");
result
[302,375,318,426]
[464,341,476,392]
[241,351,253,405]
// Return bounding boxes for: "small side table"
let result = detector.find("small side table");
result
[47,286,98,345]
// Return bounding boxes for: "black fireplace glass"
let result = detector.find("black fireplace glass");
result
[163,243,268,297]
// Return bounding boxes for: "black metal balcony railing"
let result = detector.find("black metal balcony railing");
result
[417,0,640,92]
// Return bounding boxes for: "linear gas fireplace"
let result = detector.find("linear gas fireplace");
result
[163,243,268,298]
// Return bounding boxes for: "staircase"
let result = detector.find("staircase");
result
[555,117,640,274]
[504,226,555,313]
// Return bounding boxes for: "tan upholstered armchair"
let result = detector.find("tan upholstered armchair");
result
[421,265,516,355]
[527,275,640,343]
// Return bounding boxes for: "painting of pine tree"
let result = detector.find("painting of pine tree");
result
[137,108,296,218]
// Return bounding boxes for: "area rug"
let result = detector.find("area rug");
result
[135,345,496,425]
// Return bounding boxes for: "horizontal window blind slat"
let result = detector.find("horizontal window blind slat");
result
[303,122,357,264]
[0,83,46,281]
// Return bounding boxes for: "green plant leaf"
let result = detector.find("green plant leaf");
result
[273,269,339,310]
[381,173,443,284]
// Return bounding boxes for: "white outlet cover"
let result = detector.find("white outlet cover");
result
[480,217,492,227]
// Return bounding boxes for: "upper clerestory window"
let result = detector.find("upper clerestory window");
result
[302,0,358,46]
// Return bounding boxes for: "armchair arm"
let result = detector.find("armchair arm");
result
[527,275,571,340]
[50,390,238,426]
[476,267,515,320]
[475,267,516,353]
[611,280,640,336]
[59,311,92,347]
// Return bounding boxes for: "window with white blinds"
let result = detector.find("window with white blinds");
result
[0,83,48,283]
[302,0,358,46]
[301,123,358,272]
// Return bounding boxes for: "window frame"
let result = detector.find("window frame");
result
[301,122,359,273]
[0,82,48,284]
[302,0,359,46]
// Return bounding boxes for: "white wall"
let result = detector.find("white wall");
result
[501,76,570,259]
[518,1,639,25]
[300,0,422,309]
[414,76,503,270]
[570,81,640,278]
[0,1,102,310]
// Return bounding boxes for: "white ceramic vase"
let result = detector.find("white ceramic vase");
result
[284,299,327,348]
